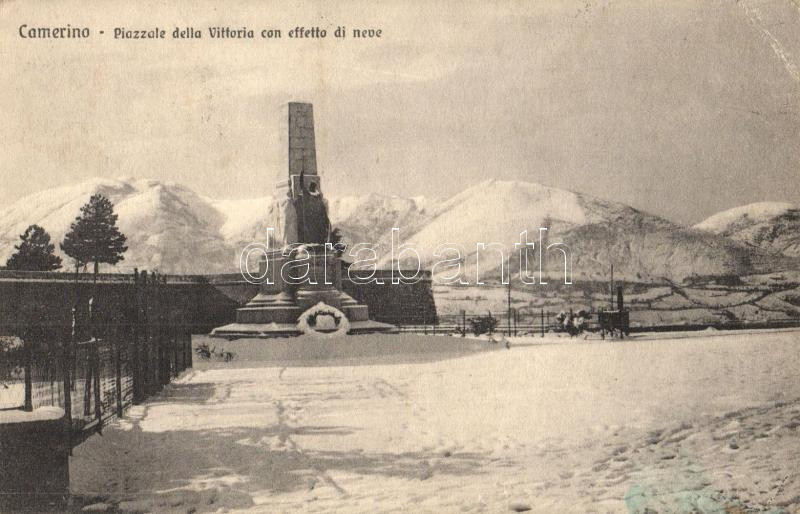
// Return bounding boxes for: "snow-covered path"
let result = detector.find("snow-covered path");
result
[70,332,800,513]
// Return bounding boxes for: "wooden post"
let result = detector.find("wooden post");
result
[507,278,512,336]
[173,329,178,378]
[93,342,102,433]
[541,309,545,337]
[156,274,161,386]
[161,275,166,385]
[83,348,92,417]
[609,264,614,311]
[171,308,178,378]
[513,309,518,337]
[64,310,74,420]
[150,271,156,390]
[63,331,73,453]
[23,339,32,412]
[185,322,191,371]
[186,328,193,369]
[159,275,165,384]
[132,269,142,404]
[178,328,184,373]
[162,275,169,384]
[114,326,123,418]
[89,292,95,344]
[141,270,149,396]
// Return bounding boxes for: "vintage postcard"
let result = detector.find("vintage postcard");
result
[1,0,799,512]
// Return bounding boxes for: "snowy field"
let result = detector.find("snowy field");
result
[69,331,800,513]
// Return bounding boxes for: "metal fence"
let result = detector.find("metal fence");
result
[396,310,800,336]
[396,310,559,336]
[1,333,191,439]
[0,269,193,446]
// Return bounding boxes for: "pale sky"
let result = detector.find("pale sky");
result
[1,0,798,224]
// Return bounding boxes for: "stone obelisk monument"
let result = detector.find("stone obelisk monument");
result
[211,102,396,338]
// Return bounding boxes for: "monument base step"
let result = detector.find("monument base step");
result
[210,320,397,339]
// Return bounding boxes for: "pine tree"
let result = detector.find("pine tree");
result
[5,224,62,271]
[61,194,128,277]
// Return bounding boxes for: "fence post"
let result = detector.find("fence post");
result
[173,326,179,378]
[132,269,142,404]
[177,327,183,373]
[158,273,164,387]
[186,328,193,369]
[114,330,123,418]
[92,342,102,433]
[23,338,32,412]
[63,331,72,453]
[541,309,545,338]
[161,275,169,386]
[63,311,73,423]
[156,273,164,387]
[513,309,518,337]
[184,319,190,371]
[150,271,157,391]
[142,270,151,396]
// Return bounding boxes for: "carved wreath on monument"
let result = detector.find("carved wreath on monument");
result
[297,302,350,337]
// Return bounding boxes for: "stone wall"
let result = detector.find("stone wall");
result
[202,268,438,326]
[0,269,437,335]
[0,272,236,336]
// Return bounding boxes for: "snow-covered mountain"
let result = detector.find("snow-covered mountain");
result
[694,202,800,258]
[0,177,793,281]
[376,180,791,282]
[0,178,437,274]
[0,178,233,274]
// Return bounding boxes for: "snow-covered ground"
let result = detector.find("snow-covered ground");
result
[69,331,800,513]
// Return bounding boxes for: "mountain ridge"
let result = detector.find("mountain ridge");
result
[0,177,795,281]
[694,202,800,258]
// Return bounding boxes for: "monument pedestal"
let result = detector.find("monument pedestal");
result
[211,249,396,338]
[211,102,397,339]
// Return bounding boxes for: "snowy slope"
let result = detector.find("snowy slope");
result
[379,180,784,282]
[0,178,232,273]
[0,177,792,280]
[694,202,800,257]
[0,178,435,274]
[329,193,437,249]
[210,195,280,251]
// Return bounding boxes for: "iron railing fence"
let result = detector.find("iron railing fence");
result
[0,269,193,447]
